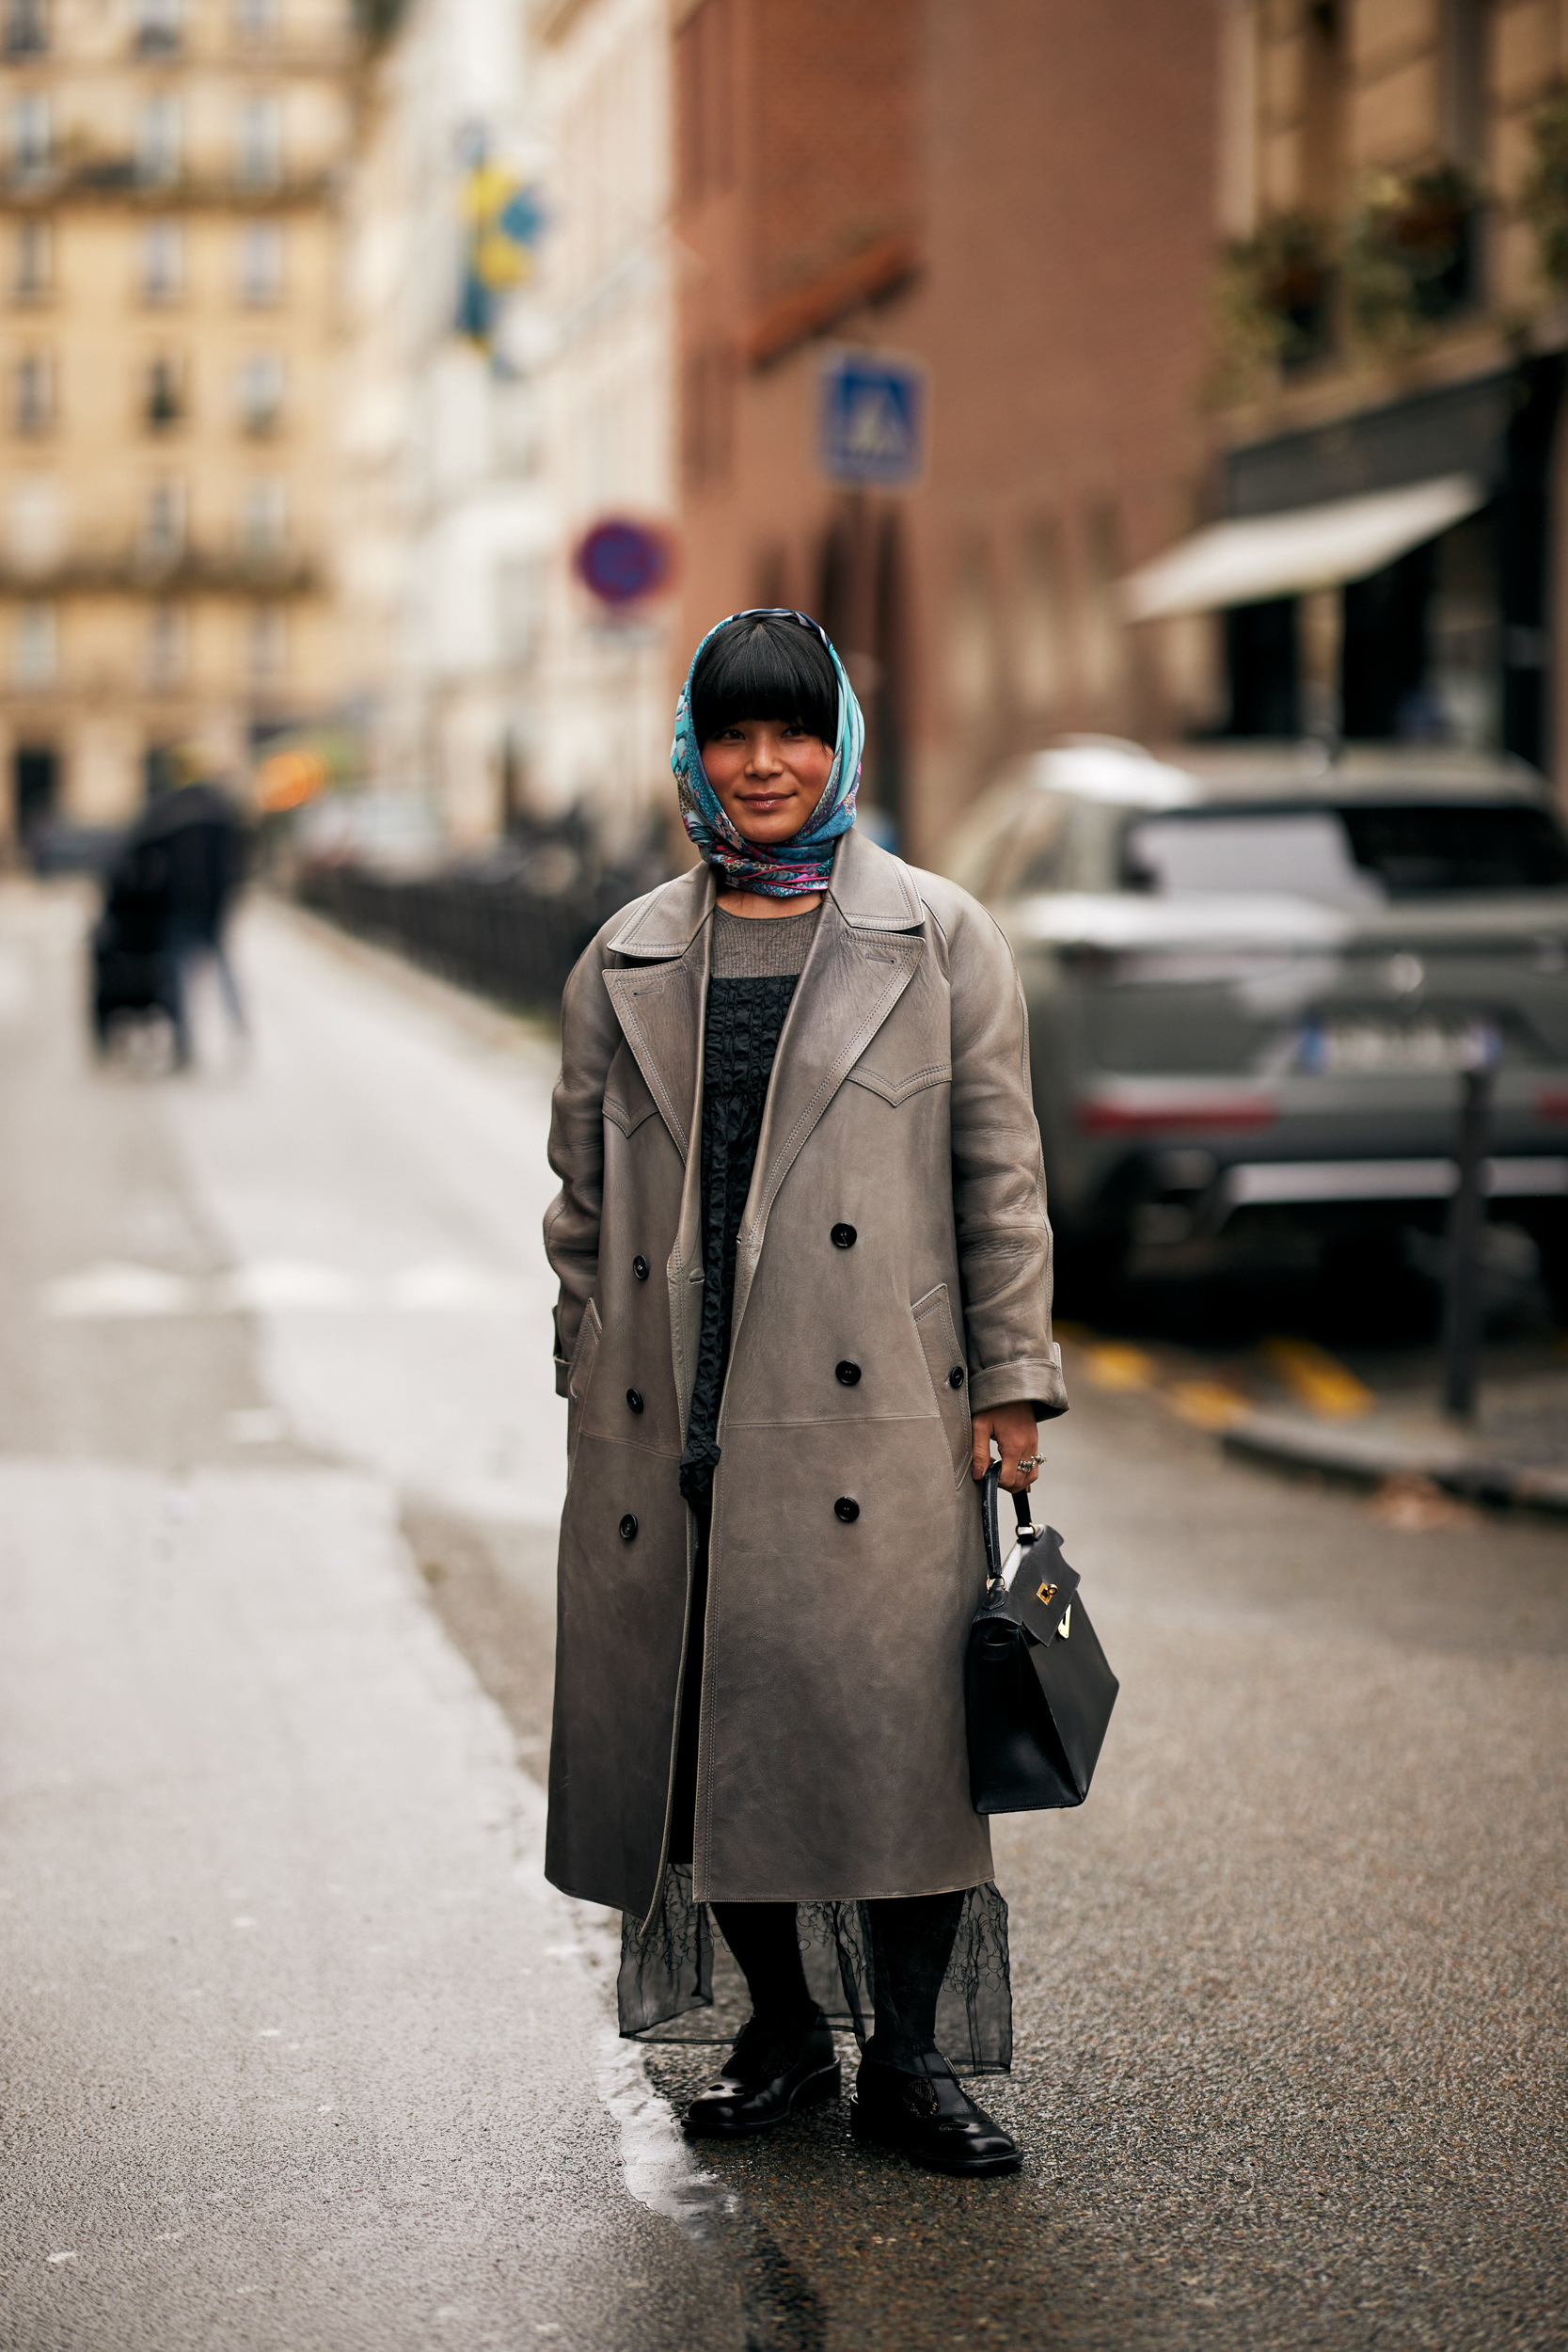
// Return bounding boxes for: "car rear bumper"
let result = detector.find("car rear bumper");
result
[1219,1155,1568,1215]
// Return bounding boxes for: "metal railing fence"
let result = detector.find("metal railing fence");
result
[295,853,658,1016]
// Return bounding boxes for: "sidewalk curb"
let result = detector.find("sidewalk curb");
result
[1221,1411,1568,1519]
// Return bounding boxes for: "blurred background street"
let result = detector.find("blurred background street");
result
[7,0,1568,2343]
[2,876,1565,2351]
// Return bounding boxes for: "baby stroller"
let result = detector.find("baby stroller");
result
[90,834,178,1053]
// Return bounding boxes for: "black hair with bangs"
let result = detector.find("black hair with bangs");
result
[690,612,839,749]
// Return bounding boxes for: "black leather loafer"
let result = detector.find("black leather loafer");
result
[684,2013,841,2139]
[851,2054,1021,2175]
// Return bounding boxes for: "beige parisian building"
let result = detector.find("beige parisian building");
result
[0,0,357,854]
[529,0,675,856]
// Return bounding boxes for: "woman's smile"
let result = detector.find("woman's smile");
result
[702,719,834,846]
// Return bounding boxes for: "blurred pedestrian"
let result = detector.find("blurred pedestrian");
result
[129,749,249,1068]
[543,610,1067,2176]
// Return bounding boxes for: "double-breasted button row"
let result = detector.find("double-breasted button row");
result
[833,1496,860,1523]
[626,1388,644,1414]
[632,1255,650,1281]
[831,1222,857,1250]
[948,1365,966,1390]
[619,1513,638,1541]
[835,1360,861,1387]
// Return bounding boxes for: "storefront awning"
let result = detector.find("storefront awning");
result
[1121,473,1487,622]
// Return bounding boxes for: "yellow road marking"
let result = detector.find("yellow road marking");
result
[1261,1335,1373,1419]
[1168,1379,1252,1431]
[1083,1343,1158,1391]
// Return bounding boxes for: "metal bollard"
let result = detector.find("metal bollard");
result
[1441,1022,1501,1423]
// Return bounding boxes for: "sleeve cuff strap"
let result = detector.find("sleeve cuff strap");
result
[968,1359,1069,1419]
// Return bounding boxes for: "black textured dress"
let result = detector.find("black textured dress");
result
[618,904,1012,2071]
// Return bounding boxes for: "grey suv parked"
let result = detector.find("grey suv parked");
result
[942,739,1568,1313]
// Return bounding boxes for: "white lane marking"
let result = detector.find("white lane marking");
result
[46,2251,77,2265]
[40,1263,195,1318]
[0,945,33,1024]
[594,2027,734,2249]
[38,1258,533,1321]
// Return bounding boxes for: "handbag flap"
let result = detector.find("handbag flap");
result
[1005,1526,1081,1645]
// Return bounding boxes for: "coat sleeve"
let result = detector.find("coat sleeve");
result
[941,888,1069,1422]
[543,935,624,1398]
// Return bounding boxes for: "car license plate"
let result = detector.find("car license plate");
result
[1298,1018,1492,1075]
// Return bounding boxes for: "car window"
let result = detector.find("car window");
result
[1338,803,1568,895]
[1122,802,1568,902]
[1123,811,1382,904]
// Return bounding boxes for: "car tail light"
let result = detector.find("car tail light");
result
[1075,1093,1277,1136]
[1537,1088,1568,1122]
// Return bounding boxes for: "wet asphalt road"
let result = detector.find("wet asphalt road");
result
[1,880,1564,2352]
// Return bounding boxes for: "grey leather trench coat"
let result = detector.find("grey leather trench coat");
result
[542,827,1068,1924]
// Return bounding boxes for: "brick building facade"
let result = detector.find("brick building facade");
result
[673,0,1222,862]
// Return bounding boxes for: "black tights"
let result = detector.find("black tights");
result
[711,1892,965,2073]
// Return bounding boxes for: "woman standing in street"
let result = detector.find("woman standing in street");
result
[543,609,1067,2176]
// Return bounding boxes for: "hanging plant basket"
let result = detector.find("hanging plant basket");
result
[1344,165,1480,346]
[1214,211,1336,398]
[1522,87,1568,293]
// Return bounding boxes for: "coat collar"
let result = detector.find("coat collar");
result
[599,827,927,1182]
[603,825,925,961]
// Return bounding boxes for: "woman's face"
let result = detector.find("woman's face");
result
[701,719,833,845]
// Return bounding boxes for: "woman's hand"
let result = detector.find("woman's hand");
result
[971,1401,1041,1493]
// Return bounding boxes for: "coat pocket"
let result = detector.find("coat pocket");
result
[565,1297,603,1472]
[911,1282,972,1486]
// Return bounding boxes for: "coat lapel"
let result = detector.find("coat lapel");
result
[600,865,714,1161]
[728,834,926,1344]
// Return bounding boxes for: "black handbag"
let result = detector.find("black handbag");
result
[965,1464,1119,1814]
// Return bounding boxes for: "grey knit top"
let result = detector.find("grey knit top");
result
[709,903,820,977]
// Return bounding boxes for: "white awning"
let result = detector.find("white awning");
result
[1121,473,1488,622]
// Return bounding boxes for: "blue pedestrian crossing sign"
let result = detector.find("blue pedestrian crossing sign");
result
[819,350,926,488]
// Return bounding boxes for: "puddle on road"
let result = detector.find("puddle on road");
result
[594,2028,736,2248]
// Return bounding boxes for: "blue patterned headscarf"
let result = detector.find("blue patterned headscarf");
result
[671,609,863,898]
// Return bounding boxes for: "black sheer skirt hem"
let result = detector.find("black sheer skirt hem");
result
[616,1865,1013,2076]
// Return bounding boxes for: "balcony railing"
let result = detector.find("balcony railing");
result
[0,542,322,594]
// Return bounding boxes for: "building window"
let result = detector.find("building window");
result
[143,477,184,561]
[1441,0,1487,174]
[247,602,285,681]
[10,92,51,177]
[135,0,182,54]
[147,601,186,686]
[682,343,733,490]
[1301,0,1344,215]
[239,220,283,305]
[141,218,184,301]
[237,349,283,434]
[234,0,277,43]
[13,349,52,432]
[144,353,183,429]
[241,476,286,557]
[136,95,182,184]
[13,600,55,683]
[496,555,541,665]
[4,0,48,58]
[676,0,734,211]
[13,216,52,297]
[8,472,62,566]
[1013,518,1064,719]
[236,94,281,186]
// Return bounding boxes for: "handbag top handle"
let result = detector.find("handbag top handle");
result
[980,1458,1044,1595]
